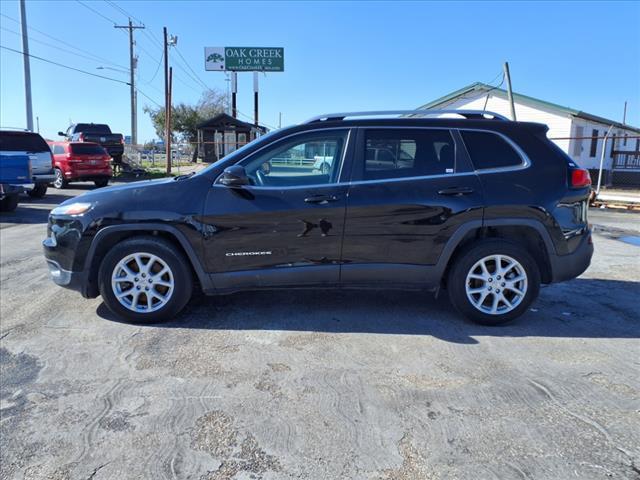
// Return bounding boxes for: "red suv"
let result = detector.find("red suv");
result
[48,141,112,188]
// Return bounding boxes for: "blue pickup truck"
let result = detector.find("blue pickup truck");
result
[0,130,55,212]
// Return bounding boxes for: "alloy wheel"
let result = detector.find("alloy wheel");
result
[111,252,175,313]
[465,254,528,315]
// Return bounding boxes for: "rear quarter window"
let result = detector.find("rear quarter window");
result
[0,132,50,152]
[461,130,523,169]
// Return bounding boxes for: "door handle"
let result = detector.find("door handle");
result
[437,186,475,196]
[304,194,339,205]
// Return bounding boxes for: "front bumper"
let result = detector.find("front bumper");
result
[45,258,88,294]
[549,232,594,283]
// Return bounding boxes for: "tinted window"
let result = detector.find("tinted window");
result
[461,131,523,169]
[75,124,111,133]
[240,130,348,187]
[0,132,49,152]
[71,144,107,155]
[364,129,454,180]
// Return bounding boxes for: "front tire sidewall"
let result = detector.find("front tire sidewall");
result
[448,241,540,326]
[98,237,193,323]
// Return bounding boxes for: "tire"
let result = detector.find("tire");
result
[0,194,19,212]
[98,236,193,323]
[320,162,330,175]
[447,239,540,326]
[94,178,109,188]
[27,183,48,198]
[53,169,67,189]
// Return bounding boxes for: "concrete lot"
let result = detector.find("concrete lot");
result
[1,183,639,480]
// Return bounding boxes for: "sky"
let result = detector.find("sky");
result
[1,0,639,143]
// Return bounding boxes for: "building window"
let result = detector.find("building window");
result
[589,129,598,157]
[610,134,616,158]
[572,126,584,156]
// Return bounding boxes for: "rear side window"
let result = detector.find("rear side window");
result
[461,131,523,169]
[0,132,49,152]
[364,129,455,180]
[71,144,107,155]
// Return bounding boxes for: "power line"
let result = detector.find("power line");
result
[103,0,145,27]
[75,0,119,26]
[173,46,210,91]
[0,12,127,70]
[0,44,130,85]
[0,26,126,70]
[143,48,163,84]
[135,86,162,107]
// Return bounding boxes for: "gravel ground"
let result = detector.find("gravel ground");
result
[1,184,639,480]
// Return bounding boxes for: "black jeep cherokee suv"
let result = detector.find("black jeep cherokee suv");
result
[43,110,593,325]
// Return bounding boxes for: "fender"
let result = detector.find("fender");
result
[84,223,214,293]
[433,218,557,278]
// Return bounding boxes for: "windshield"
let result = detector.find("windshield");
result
[195,130,281,176]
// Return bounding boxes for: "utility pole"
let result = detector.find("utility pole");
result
[623,101,627,125]
[231,72,237,118]
[279,112,282,129]
[163,27,171,174]
[115,19,144,145]
[36,116,39,133]
[253,72,259,127]
[19,0,33,132]
[503,62,516,121]
[167,66,173,174]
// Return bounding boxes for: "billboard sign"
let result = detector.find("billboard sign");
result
[205,47,284,72]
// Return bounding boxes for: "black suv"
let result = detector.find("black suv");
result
[43,110,593,325]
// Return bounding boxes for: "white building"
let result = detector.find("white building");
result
[417,82,640,185]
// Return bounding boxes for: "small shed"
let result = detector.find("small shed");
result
[196,113,267,163]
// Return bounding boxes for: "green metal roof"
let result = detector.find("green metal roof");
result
[418,82,640,133]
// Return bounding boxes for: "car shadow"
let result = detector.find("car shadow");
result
[96,277,640,344]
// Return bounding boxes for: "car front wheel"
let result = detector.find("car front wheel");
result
[98,236,193,323]
[447,240,540,325]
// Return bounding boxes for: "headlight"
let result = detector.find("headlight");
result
[50,202,93,216]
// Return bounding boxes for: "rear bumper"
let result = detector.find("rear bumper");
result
[549,232,594,283]
[33,173,56,184]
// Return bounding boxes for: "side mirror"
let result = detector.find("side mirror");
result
[219,165,249,187]
[58,131,65,137]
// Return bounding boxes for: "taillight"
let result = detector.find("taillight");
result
[570,168,591,189]
[50,153,54,168]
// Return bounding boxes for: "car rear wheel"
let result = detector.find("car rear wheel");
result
[53,169,67,189]
[27,183,48,198]
[0,194,19,212]
[447,240,540,325]
[98,236,193,323]
[94,178,109,188]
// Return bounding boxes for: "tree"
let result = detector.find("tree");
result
[144,88,226,144]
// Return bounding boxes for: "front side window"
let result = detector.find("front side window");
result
[364,129,454,180]
[461,130,523,169]
[241,130,348,187]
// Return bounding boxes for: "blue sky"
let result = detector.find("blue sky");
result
[1,0,639,142]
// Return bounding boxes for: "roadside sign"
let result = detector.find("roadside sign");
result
[205,47,284,72]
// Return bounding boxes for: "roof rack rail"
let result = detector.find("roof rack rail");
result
[304,109,510,123]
